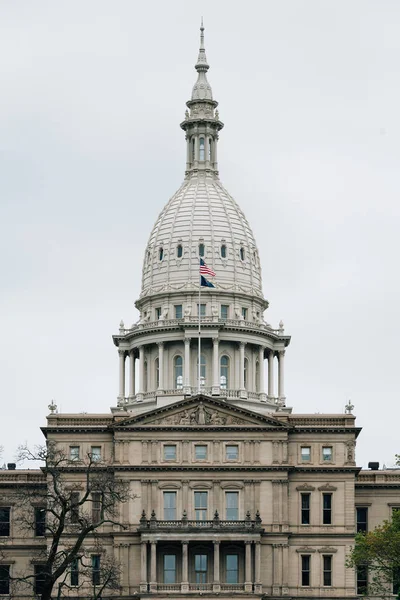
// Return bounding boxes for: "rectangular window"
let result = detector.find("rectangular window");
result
[226,445,239,460]
[322,446,333,461]
[356,507,368,533]
[35,507,46,536]
[195,554,207,584]
[70,492,80,524]
[226,554,238,584]
[0,566,10,595]
[221,305,229,319]
[323,555,332,586]
[301,446,311,462]
[69,446,80,461]
[301,493,310,525]
[322,494,332,525]
[195,445,207,460]
[163,491,177,520]
[175,305,183,319]
[92,555,101,586]
[357,565,368,595]
[226,491,239,520]
[164,445,177,460]
[0,507,10,536]
[34,565,46,596]
[301,555,310,586]
[194,491,208,520]
[70,558,79,587]
[241,307,248,320]
[164,554,176,584]
[90,446,101,461]
[92,492,102,524]
[197,303,206,317]
[156,307,162,320]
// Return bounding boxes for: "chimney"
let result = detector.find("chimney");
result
[368,461,379,471]
[7,463,16,470]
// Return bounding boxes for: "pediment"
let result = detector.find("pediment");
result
[114,395,290,430]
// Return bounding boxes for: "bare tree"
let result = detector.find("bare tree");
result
[7,442,131,600]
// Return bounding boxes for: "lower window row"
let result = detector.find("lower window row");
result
[164,553,239,584]
[0,557,102,594]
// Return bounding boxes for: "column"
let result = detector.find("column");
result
[259,346,266,401]
[184,338,191,394]
[157,342,164,391]
[278,350,285,401]
[137,345,145,401]
[272,480,281,531]
[268,351,274,398]
[212,337,219,395]
[186,135,191,170]
[213,480,221,514]
[150,541,157,592]
[282,544,289,594]
[272,544,281,595]
[213,134,218,169]
[118,350,126,399]
[129,350,135,397]
[213,541,221,592]
[244,541,252,592]
[140,541,148,592]
[254,541,262,593]
[181,541,189,592]
[239,342,246,397]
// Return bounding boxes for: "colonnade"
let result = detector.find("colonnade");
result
[140,539,262,593]
[118,341,286,403]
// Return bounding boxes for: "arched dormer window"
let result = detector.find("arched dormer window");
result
[221,244,227,258]
[177,244,183,258]
[220,355,230,389]
[199,243,205,257]
[240,247,245,261]
[174,356,183,389]
[199,138,205,161]
[208,138,212,161]
[159,247,164,261]
[244,358,249,390]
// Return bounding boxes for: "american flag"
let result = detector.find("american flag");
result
[200,258,216,277]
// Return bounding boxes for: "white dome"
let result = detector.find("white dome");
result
[140,173,264,299]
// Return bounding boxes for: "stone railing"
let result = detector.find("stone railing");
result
[138,510,263,532]
[189,584,213,592]
[118,317,284,336]
[356,470,400,484]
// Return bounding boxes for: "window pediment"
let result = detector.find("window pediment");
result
[296,483,316,491]
[318,483,337,491]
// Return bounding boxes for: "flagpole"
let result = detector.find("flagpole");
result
[198,258,201,394]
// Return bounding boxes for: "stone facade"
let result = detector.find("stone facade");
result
[1,22,399,600]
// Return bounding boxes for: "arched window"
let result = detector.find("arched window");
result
[208,138,212,161]
[199,138,205,161]
[155,358,159,389]
[192,138,195,161]
[143,361,148,393]
[177,244,183,258]
[221,244,227,258]
[240,247,245,261]
[255,361,260,393]
[220,355,229,389]
[159,247,164,261]
[199,243,205,257]
[174,356,183,389]
[244,358,249,390]
[197,354,206,387]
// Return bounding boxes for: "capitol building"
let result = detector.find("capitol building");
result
[1,24,399,600]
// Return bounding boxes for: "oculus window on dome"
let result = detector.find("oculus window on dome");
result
[199,243,205,257]
[159,247,164,261]
[221,244,227,258]
[240,247,245,261]
[176,244,183,258]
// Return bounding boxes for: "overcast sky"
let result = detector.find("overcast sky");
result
[1,0,399,468]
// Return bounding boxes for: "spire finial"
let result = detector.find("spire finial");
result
[196,18,209,72]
